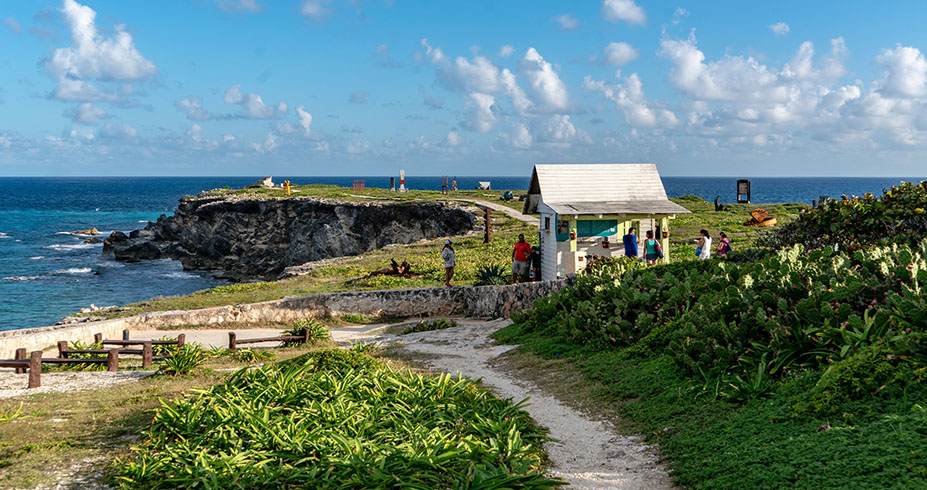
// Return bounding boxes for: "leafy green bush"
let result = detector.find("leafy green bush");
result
[513,240,927,400]
[475,263,510,285]
[401,318,457,335]
[761,180,927,250]
[158,344,206,376]
[283,318,331,346]
[112,349,561,489]
[55,339,106,371]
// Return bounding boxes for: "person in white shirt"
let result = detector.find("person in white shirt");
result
[697,229,712,260]
[441,239,456,287]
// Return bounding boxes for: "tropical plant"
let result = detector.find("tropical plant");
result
[401,318,457,335]
[283,318,331,346]
[157,344,206,376]
[349,340,382,354]
[112,349,563,489]
[232,348,275,363]
[474,263,509,286]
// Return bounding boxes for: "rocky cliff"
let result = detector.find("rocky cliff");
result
[103,196,475,280]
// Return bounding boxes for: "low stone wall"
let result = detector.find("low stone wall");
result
[0,279,572,359]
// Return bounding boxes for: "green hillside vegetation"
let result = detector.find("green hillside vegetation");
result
[72,189,803,322]
[494,182,927,489]
[111,349,562,489]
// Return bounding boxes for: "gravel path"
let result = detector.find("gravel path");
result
[0,371,152,400]
[339,319,674,489]
[448,198,540,225]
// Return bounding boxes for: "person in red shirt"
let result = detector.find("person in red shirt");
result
[511,233,531,283]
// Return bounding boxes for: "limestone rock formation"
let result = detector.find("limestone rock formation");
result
[103,196,475,280]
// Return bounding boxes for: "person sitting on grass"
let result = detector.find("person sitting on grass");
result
[716,231,732,256]
[441,239,455,287]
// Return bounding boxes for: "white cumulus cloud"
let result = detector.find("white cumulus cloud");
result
[46,0,157,84]
[498,45,515,58]
[601,0,645,26]
[518,47,569,112]
[603,41,638,66]
[769,22,790,36]
[876,46,927,98]
[554,14,579,30]
[584,74,678,129]
[224,85,288,119]
[66,102,108,124]
[296,105,313,135]
[300,0,331,21]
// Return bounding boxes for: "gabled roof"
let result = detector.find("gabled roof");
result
[523,163,690,215]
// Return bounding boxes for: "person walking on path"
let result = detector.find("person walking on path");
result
[644,230,662,265]
[697,229,712,260]
[716,231,732,256]
[512,234,531,283]
[623,227,639,259]
[441,239,456,287]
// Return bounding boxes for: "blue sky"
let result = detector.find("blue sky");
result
[1,1,927,177]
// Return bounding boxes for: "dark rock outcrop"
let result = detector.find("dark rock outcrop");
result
[103,196,475,280]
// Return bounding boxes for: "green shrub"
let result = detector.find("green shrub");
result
[283,318,331,346]
[761,180,927,250]
[475,263,509,285]
[158,344,206,376]
[232,348,275,363]
[112,351,561,489]
[401,318,457,335]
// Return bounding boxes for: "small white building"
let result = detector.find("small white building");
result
[523,163,690,279]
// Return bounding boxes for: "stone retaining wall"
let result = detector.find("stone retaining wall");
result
[0,279,571,358]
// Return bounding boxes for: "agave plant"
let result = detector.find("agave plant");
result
[475,263,509,286]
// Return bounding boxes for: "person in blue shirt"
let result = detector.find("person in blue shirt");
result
[623,227,638,259]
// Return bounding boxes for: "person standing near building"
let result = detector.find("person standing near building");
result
[623,227,638,259]
[528,246,541,281]
[644,230,662,265]
[512,234,531,283]
[442,239,455,287]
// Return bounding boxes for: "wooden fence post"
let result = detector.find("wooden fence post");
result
[93,333,102,344]
[303,326,311,344]
[176,333,186,348]
[228,332,237,351]
[107,349,119,372]
[14,348,26,374]
[28,351,42,389]
[57,340,69,359]
[142,342,153,368]
[484,208,492,243]
[123,329,130,341]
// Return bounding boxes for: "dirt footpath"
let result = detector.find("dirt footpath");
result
[341,319,674,490]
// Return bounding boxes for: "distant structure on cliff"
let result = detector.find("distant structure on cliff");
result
[523,163,690,279]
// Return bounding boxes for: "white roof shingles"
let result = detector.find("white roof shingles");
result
[524,163,690,215]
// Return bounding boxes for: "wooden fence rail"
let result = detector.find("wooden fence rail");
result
[228,329,310,351]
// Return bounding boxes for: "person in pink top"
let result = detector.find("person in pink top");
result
[717,232,732,256]
[512,233,531,283]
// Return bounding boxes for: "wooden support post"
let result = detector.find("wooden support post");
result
[28,351,41,389]
[659,216,670,263]
[484,208,492,243]
[122,329,130,341]
[57,340,69,359]
[176,333,186,348]
[14,348,26,374]
[106,349,119,372]
[141,341,153,368]
[228,332,237,351]
[303,326,311,344]
[568,218,577,253]
[93,333,102,344]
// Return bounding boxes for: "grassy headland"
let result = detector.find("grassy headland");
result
[72,188,804,322]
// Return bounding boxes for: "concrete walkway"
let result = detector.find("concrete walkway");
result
[449,198,540,226]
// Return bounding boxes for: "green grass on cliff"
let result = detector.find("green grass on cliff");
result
[206,183,532,213]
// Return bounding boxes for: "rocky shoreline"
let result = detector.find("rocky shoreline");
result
[102,195,475,281]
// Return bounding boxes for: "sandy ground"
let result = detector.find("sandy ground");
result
[0,370,152,400]
[339,319,674,490]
